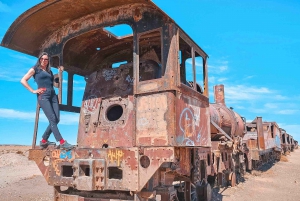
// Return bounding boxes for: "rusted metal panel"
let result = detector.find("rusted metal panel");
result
[255,117,265,150]
[136,92,175,146]
[247,139,258,149]
[43,148,140,191]
[1,0,168,56]
[28,149,52,183]
[139,147,175,190]
[175,147,191,176]
[77,63,137,148]
[175,90,210,147]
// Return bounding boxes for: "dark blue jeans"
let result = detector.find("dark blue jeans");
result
[38,87,63,141]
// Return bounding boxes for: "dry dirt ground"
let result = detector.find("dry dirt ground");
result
[0,145,299,201]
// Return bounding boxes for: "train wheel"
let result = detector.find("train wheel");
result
[217,172,227,187]
[176,182,212,201]
[192,182,212,201]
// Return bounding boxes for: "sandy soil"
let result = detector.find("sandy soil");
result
[212,150,300,201]
[0,145,299,201]
[0,145,53,201]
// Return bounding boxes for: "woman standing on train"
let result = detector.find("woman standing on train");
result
[21,52,74,150]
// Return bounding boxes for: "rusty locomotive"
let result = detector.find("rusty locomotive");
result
[1,1,298,201]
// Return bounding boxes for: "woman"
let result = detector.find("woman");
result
[21,52,74,150]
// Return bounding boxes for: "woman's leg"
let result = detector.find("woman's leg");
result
[39,97,63,142]
[42,95,60,140]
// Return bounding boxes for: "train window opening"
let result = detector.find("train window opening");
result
[282,134,286,143]
[104,24,133,38]
[79,165,90,176]
[72,74,86,107]
[62,24,133,85]
[195,54,204,94]
[179,36,204,94]
[185,58,193,86]
[178,50,182,65]
[112,61,127,68]
[179,36,192,86]
[62,24,135,99]
[62,165,73,177]
[138,30,163,81]
[108,167,123,179]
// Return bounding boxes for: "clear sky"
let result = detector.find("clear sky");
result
[0,0,299,145]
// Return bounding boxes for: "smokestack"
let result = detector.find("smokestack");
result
[256,117,265,150]
[214,84,225,105]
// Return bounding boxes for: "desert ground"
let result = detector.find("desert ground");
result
[0,145,299,201]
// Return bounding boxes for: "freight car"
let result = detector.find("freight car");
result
[1,0,212,200]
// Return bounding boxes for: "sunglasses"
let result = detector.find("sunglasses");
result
[40,58,49,61]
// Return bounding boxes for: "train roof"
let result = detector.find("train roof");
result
[0,0,207,58]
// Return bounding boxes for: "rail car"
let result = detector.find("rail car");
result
[243,119,281,170]
[280,129,293,154]
[1,1,298,201]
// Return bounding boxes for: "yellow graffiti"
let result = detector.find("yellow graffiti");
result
[107,149,124,166]
[52,159,61,175]
[51,150,60,159]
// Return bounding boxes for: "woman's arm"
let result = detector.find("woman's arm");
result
[20,68,44,94]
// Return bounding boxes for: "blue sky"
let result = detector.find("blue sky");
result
[0,0,299,145]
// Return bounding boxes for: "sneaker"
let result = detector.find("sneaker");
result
[59,141,75,150]
[40,140,56,149]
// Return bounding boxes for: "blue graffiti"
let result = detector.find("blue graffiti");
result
[196,132,201,142]
[60,150,72,159]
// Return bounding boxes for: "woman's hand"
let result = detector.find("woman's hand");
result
[32,88,46,94]
[58,66,64,72]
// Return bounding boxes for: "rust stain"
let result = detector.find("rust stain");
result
[134,8,142,22]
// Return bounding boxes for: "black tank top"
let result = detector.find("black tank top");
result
[32,66,53,89]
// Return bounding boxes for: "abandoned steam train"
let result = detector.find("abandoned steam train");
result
[1,0,298,200]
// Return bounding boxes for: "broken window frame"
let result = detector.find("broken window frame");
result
[136,28,164,84]
[179,31,208,97]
